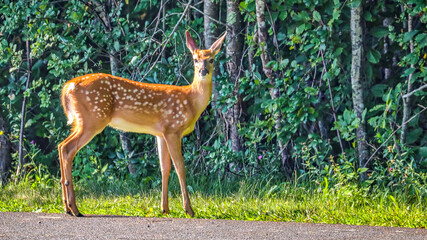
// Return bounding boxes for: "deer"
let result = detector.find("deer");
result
[58,31,226,217]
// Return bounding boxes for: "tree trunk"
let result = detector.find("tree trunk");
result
[0,112,11,183]
[350,3,368,181]
[204,0,220,112]
[400,13,414,145]
[17,23,31,177]
[382,15,401,154]
[201,0,221,151]
[204,0,219,48]
[255,0,291,177]
[225,0,244,153]
[382,16,392,80]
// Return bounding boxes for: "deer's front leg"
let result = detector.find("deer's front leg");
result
[157,136,171,214]
[163,133,194,217]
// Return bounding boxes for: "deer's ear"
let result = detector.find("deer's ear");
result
[209,32,227,55]
[186,30,198,53]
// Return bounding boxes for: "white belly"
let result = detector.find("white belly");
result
[109,117,161,136]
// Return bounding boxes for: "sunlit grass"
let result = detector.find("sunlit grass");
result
[0,177,426,228]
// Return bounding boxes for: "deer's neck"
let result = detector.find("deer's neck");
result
[189,74,213,114]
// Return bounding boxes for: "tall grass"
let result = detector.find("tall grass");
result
[0,173,425,228]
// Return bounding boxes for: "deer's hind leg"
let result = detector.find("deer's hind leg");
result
[58,129,79,215]
[58,120,108,217]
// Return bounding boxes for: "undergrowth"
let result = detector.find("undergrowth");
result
[0,172,425,229]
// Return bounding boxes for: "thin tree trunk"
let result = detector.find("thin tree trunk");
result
[382,15,401,153]
[204,0,220,114]
[255,0,291,177]
[204,0,219,48]
[161,0,167,60]
[17,22,32,176]
[201,0,221,151]
[350,3,368,181]
[400,13,414,145]
[225,0,244,153]
[0,112,12,183]
[383,17,392,80]
[247,21,256,72]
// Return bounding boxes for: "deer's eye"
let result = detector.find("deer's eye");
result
[209,59,214,64]
[194,59,198,63]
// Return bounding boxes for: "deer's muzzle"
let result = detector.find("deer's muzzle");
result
[200,68,209,76]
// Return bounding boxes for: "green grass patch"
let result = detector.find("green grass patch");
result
[0,177,426,228]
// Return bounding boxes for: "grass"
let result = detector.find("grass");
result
[0,175,426,229]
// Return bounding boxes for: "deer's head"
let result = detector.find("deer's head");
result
[186,30,227,79]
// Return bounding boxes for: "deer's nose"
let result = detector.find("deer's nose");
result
[200,68,209,76]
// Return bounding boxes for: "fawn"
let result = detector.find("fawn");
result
[58,31,226,217]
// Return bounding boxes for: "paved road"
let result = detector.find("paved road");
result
[0,212,426,239]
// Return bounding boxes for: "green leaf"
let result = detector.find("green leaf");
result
[343,109,352,122]
[348,0,361,8]
[367,49,381,64]
[304,87,317,95]
[31,59,44,71]
[296,24,305,34]
[295,55,307,63]
[277,32,286,41]
[403,30,419,42]
[280,59,289,69]
[101,164,108,173]
[406,128,422,145]
[313,11,321,22]
[419,147,427,158]
[332,9,341,20]
[333,47,343,56]
[402,67,416,77]
[239,1,248,9]
[370,27,389,38]
[292,35,301,44]
[114,41,120,52]
[279,11,287,21]
[363,11,372,21]
[292,11,310,22]
[370,84,388,98]
[415,33,427,47]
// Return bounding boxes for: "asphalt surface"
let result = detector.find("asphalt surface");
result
[0,212,426,239]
